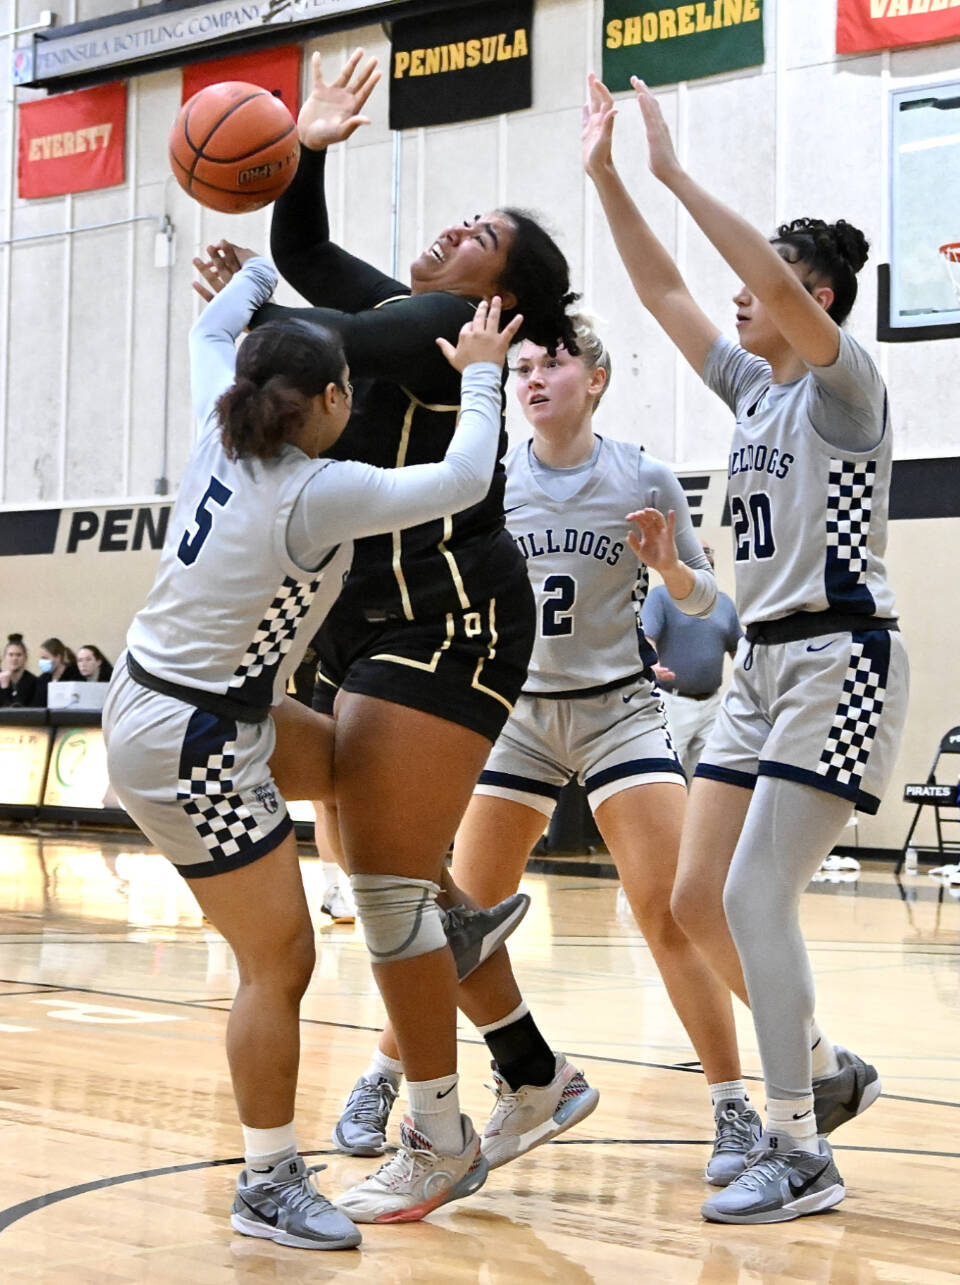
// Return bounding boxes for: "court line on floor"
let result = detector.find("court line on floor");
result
[7,977,960,1113]
[3,1138,958,1237]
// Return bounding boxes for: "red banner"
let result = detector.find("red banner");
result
[18,82,126,199]
[181,45,301,115]
[837,0,960,54]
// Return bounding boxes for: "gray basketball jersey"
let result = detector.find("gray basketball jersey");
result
[127,433,347,713]
[503,436,708,695]
[126,256,504,715]
[703,333,897,627]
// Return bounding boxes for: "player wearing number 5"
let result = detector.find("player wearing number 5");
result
[103,252,521,1251]
[583,76,908,1223]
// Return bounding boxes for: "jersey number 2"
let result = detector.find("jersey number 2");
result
[731,492,775,562]
[177,476,233,567]
[541,574,576,637]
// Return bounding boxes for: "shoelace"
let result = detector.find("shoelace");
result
[441,904,471,935]
[270,1163,336,1213]
[713,1107,759,1154]
[370,1142,432,1188]
[733,1149,794,1192]
[348,1078,396,1125]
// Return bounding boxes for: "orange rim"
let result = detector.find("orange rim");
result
[938,242,960,263]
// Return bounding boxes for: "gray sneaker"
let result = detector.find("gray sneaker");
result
[701,1136,844,1224]
[704,1099,763,1186]
[232,1155,361,1249]
[442,892,530,981]
[332,1073,398,1156]
[813,1045,881,1134]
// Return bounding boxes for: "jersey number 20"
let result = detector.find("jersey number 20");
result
[731,492,775,562]
[541,574,576,636]
[177,476,233,567]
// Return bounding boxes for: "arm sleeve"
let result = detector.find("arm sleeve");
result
[640,585,665,641]
[643,459,717,618]
[723,595,744,650]
[251,290,474,392]
[805,330,887,452]
[286,362,502,558]
[270,146,407,311]
[188,257,278,435]
[701,335,771,417]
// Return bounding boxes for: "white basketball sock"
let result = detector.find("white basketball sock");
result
[243,1120,297,1173]
[810,1022,840,1080]
[766,1095,818,1153]
[366,1046,404,1088]
[406,1073,464,1154]
[708,1079,749,1110]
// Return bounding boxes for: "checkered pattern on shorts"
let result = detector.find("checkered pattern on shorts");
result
[228,575,322,689]
[826,459,876,578]
[176,712,264,861]
[817,640,885,788]
[182,793,263,860]
[177,746,235,797]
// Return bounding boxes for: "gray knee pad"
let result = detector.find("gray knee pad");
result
[349,873,447,963]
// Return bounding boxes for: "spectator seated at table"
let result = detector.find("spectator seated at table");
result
[31,637,81,707]
[0,634,37,708]
[77,645,113,684]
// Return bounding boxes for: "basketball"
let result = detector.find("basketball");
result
[169,81,300,214]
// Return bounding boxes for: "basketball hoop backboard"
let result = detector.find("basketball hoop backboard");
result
[881,81,960,342]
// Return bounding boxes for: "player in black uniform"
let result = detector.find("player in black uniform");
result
[195,51,593,1222]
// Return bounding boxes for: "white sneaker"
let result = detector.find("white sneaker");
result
[481,1054,599,1170]
[321,884,355,924]
[819,853,860,872]
[334,1115,487,1224]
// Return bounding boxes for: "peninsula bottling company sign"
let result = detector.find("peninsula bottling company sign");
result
[18,0,401,89]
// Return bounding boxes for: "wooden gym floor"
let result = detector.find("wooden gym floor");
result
[0,829,958,1283]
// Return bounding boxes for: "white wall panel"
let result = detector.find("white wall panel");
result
[6,241,64,500]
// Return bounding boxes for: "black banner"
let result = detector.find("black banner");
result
[903,784,956,804]
[389,0,533,130]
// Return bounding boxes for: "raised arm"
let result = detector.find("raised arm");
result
[188,253,277,432]
[270,50,402,312]
[287,300,522,553]
[631,78,840,369]
[583,74,719,374]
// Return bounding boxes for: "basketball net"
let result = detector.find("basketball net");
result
[938,242,960,307]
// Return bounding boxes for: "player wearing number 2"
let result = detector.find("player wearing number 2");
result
[583,75,909,1224]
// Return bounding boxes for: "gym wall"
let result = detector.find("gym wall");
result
[2,0,957,851]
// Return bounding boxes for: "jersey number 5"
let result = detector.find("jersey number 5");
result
[731,492,775,562]
[541,574,577,637]
[177,476,233,567]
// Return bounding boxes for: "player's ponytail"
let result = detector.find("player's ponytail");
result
[569,313,612,411]
[773,217,869,325]
[217,320,348,461]
[499,208,581,355]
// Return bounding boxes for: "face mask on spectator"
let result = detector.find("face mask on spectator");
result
[38,658,53,674]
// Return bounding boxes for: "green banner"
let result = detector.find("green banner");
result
[602,0,764,90]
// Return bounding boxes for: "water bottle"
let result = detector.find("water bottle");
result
[904,846,918,874]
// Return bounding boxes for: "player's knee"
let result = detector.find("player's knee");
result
[350,873,447,963]
[235,920,315,999]
[670,878,706,937]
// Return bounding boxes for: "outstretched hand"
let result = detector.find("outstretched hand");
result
[297,48,381,151]
[192,240,257,302]
[582,73,617,178]
[631,77,683,186]
[436,297,524,372]
[626,507,679,573]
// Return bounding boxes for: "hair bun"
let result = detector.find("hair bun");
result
[7,632,23,644]
[830,220,869,274]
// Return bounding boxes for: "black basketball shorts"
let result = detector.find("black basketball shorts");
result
[312,575,535,743]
